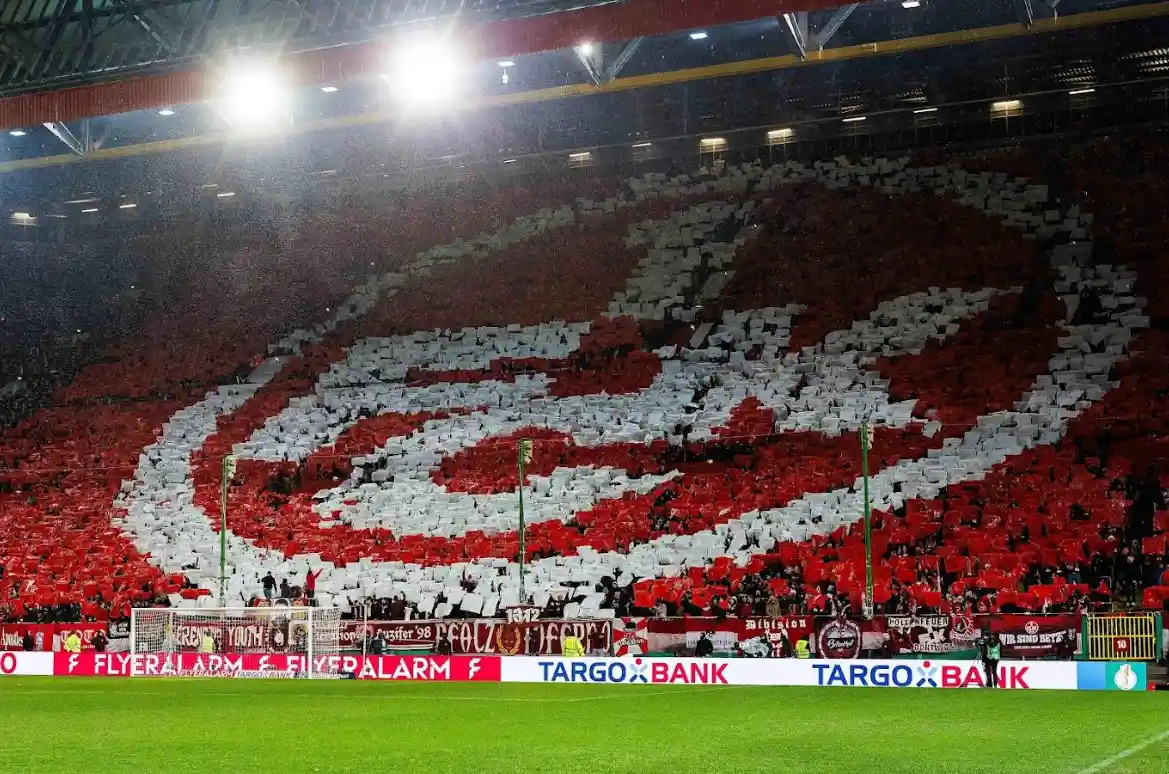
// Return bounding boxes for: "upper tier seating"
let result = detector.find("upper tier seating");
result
[2,150,1167,624]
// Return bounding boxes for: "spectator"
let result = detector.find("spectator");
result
[775,628,793,658]
[304,569,321,602]
[435,633,453,655]
[262,572,277,602]
[694,631,714,658]
[765,594,782,619]
[92,630,108,653]
[279,578,292,600]
[21,631,35,651]
[369,632,386,655]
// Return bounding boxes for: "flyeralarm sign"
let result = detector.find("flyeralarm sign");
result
[52,653,501,681]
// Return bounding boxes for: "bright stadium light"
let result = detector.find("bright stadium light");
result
[9,129,25,137]
[497,60,515,68]
[158,108,175,116]
[902,0,921,7]
[217,59,293,130]
[387,35,468,109]
[577,42,594,56]
[689,31,709,40]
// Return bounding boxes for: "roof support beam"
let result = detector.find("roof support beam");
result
[113,0,181,54]
[811,3,858,50]
[574,43,603,87]
[604,36,643,81]
[0,30,41,75]
[43,121,86,157]
[780,12,809,60]
[1015,0,1035,27]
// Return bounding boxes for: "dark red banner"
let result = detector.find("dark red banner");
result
[1,623,108,652]
[647,616,814,655]
[53,652,501,680]
[342,619,612,656]
[814,614,1083,658]
[989,615,1079,659]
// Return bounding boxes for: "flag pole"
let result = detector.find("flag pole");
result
[220,454,236,607]
[517,440,532,605]
[860,423,874,619]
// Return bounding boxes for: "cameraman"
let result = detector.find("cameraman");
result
[978,631,1001,688]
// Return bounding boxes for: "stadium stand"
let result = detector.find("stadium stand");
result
[3,147,1169,630]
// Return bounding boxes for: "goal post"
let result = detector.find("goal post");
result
[130,606,343,678]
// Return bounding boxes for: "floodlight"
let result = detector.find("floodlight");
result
[690,31,709,40]
[9,130,25,137]
[387,36,467,109]
[577,42,594,56]
[902,0,921,7]
[218,60,293,130]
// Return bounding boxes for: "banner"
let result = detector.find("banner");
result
[874,614,982,656]
[54,652,501,681]
[500,657,1079,690]
[0,624,55,652]
[647,617,814,656]
[612,618,648,656]
[0,651,54,676]
[990,615,1080,659]
[341,619,613,656]
[106,619,131,653]
[340,621,437,652]
[1076,661,1148,691]
[814,615,1082,658]
[0,623,109,652]
[172,618,300,652]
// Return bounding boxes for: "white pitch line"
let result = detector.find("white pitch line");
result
[1075,728,1169,774]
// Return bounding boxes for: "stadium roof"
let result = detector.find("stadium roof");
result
[2,0,1169,226]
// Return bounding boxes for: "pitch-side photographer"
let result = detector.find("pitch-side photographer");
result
[978,631,1002,688]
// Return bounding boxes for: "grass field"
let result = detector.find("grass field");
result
[1,678,1165,774]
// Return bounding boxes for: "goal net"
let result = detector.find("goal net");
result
[130,606,344,678]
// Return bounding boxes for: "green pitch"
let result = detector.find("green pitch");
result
[1,678,1166,774]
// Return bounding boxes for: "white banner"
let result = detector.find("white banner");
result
[500,657,1079,690]
[0,652,54,676]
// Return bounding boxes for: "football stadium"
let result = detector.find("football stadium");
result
[0,0,1168,771]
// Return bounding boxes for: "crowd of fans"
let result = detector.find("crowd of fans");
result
[4,136,1169,639]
